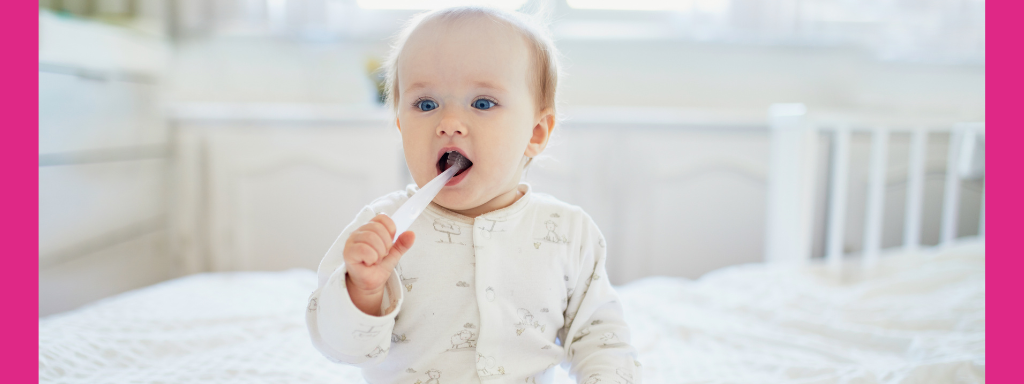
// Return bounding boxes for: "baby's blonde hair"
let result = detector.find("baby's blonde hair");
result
[382,6,561,117]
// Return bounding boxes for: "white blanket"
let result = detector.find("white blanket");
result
[39,240,984,383]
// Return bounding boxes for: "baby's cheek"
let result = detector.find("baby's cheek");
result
[492,152,525,178]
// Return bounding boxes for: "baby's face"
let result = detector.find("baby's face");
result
[396,16,552,215]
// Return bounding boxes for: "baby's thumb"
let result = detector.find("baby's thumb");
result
[380,231,415,270]
[392,231,415,256]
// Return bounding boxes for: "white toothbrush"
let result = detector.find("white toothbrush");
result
[391,152,470,242]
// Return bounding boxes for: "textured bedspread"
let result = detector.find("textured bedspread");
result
[39,240,984,383]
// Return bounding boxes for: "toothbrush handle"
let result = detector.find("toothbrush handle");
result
[391,165,460,242]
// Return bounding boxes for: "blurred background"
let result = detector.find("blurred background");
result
[39,0,984,316]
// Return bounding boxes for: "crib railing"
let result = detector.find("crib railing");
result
[765,104,985,266]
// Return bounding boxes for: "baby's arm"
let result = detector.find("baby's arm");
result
[305,206,413,366]
[559,215,642,384]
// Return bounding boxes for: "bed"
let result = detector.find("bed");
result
[40,107,985,383]
[39,238,983,383]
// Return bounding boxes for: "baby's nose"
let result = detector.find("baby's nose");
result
[437,116,466,137]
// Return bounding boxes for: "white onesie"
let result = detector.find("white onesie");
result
[306,183,641,384]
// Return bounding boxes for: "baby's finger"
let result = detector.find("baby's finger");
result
[363,221,394,252]
[349,242,378,265]
[371,214,397,239]
[352,232,387,263]
[379,231,415,272]
[392,231,415,257]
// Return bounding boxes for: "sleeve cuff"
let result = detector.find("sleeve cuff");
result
[308,263,404,359]
[321,262,404,322]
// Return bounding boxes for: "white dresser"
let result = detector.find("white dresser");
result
[38,12,172,316]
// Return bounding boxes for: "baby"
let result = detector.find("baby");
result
[306,6,640,384]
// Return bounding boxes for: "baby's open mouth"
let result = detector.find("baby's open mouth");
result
[437,150,473,177]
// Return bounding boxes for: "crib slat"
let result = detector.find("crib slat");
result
[862,129,889,266]
[765,104,815,264]
[826,128,850,266]
[940,129,963,245]
[903,129,928,251]
[978,182,985,237]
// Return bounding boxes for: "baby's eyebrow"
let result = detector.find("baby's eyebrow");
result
[402,81,506,93]
[473,81,506,92]
[404,82,431,93]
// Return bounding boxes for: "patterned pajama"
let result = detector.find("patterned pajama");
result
[307,184,641,384]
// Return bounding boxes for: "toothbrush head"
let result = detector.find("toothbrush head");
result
[446,151,471,171]
[436,150,473,177]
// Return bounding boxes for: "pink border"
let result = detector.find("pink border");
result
[4,2,39,383]
[12,2,1006,383]
[988,0,1016,382]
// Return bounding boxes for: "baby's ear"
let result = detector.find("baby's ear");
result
[525,108,556,157]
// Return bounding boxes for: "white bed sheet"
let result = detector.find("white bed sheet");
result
[39,240,984,383]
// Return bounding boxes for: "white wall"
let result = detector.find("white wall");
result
[556,39,983,118]
[164,36,984,118]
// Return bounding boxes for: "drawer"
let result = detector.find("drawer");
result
[39,159,167,260]
[39,71,165,154]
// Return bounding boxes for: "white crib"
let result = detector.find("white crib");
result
[764,103,985,267]
[521,105,984,283]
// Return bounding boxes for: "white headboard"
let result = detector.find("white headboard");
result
[765,103,985,267]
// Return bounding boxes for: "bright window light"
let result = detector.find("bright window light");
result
[568,0,729,12]
[356,0,528,10]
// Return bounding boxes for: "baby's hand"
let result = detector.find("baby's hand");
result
[342,214,415,315]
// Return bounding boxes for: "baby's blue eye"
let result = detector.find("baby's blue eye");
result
[472,98,496,110]
[417,99,438,111]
